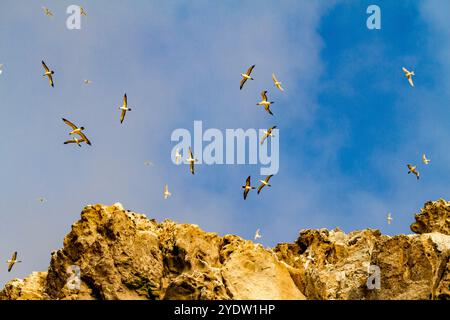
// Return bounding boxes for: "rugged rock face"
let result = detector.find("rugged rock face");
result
[410,199,449,235]
[1,200,449,300]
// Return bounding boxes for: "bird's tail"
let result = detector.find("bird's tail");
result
[408,171,411,174]
[251,187,256,189]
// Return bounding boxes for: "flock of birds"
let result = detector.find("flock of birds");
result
[0,7,434,273]
[238,65,285,207]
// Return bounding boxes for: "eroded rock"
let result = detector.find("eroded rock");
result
[1,200,449,300]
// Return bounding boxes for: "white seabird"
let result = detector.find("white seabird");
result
[6,252,22,272]
[402,67,415,87]
[254,229,262,240]
[163,184,172,199]
[256,90,274,115]
[42,60,55,87]
[242,176,255,200]
[257,175,274,194]
[407,164,419,180]
[240,65,255,90]
[272,73,284,91]
[119,93,132,124]
[260,126,277,145]
[422,154,430,165]
[186,147,198,175]
[62,118,92,145]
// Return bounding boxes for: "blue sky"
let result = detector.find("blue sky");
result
[1,0,449,287]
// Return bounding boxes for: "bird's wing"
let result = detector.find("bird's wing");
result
[260,134,268,145]
[265,174,274,183]
[261,90,268,101]
[164,184,168,192]
[277,83,284,91]
[257,183,264,194]
[12,252,17,261]
[246,65,255,76]
[64,139,76,144]
[402,67,409,74]
[246,176,251,187]
[8,261,14,272]
[62,118,78,130]
[47,74,54,87]
[189,147,193,159]
[272,73,278,83]
[271,126,277,130]
[42,61,50,72]
[408,77,414,87]
[243,188,249,200]
[120,109,126,123]
[265,105,273,115]
[190,161,194,174]
[123,94,127,107]
[240,77,247,90]
[77,131,91,145]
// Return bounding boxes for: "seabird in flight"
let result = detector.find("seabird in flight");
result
[42,7,53,17]
[254,229,262,240]
[83,79,92,85]
[80,6,87,16]
[186,147,198,175]
[62,118,91,145]
[402,67,415,87]
[42,60,55,87]
[6,252,21,272]
[163,184,172,199]
[37,197,47,203]
[272,73,284,91]
[119,93,132,124]
[257,175,274,194]
[257,90,274,115]
[422,154,431,165]
[64,137,85,147]
[144,160,154,166]
[387,213,393,225]
[260,126,277,145]
[240,65,255,90]
[174,148,182,164]
[407,164,419,180]
[242,176,255,200]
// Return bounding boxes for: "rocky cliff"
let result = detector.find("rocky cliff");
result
[1,200,449,300]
